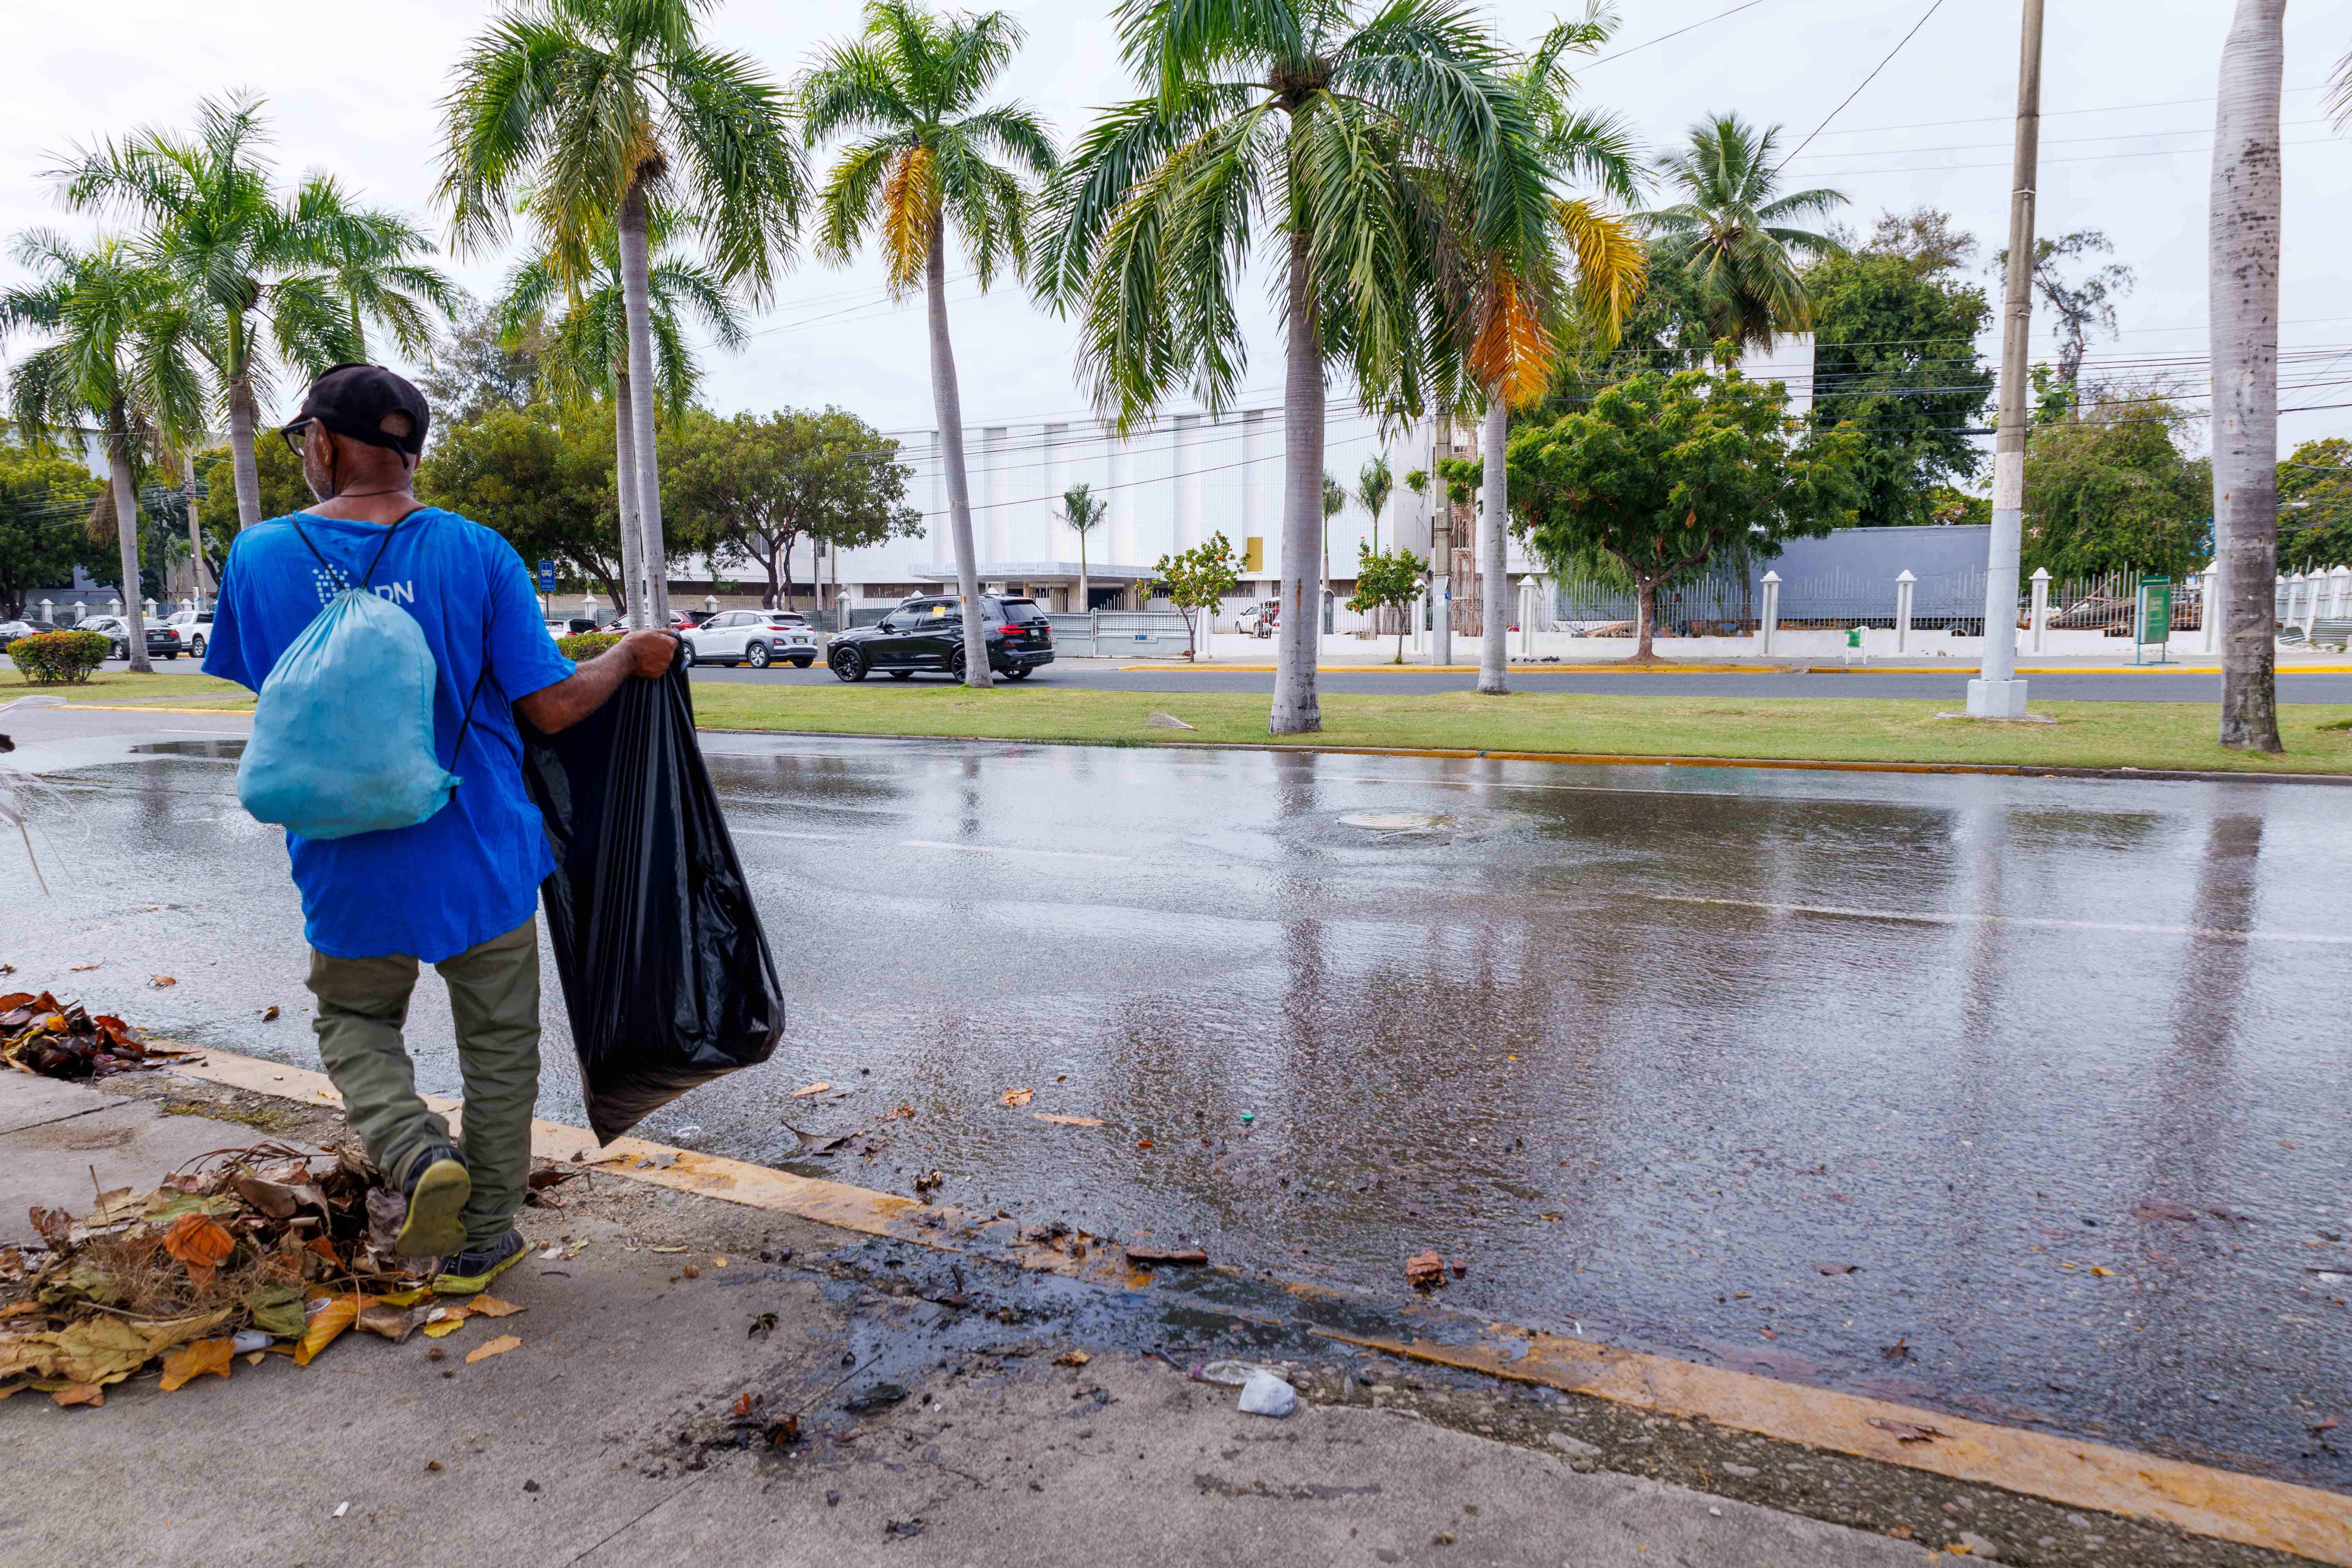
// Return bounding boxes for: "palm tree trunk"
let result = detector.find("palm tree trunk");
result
[2210,0,2285,752]
[1477,396,1510,695]
[612,376,646,628]
[226,335,263,531]
[617,182,672,627]
[1271,228,1323,735]
[926,217,991,688]
[1078,528,1088,615]
[107,423,151,674]
[181,452,211,608]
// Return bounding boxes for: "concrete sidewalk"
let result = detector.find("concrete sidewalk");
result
[0,1072,1954,1568]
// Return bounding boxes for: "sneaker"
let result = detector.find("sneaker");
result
[395,1145,471,1258]
[432,1229,530,1296]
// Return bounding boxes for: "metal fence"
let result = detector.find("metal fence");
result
[1553,563,2219,637]
[1047,611,1194,657]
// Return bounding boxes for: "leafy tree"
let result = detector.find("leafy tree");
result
[800,1,1054,688]
[440,0,809,628]
[0,441,107,619]
[1806,220,1994,526]
[1321,473,1345,599]
[1992,229,2134,398]
[422,303,544,423]
[495,201,746,625]
[1,233,210,671]
[1035,0,1553,735]
[1506,367,1862,659]
[415,404,624,610]
[1055,480,1107,610]
[1154,531,1242,659]
[201,435,309,534]
[1347,543,1426,662]
[54,93,354,533]
[2020,388,2211,579]
[1637,114,1844,363]
[663,406,919,609]
[2279,436,2352,573]
[1355,455,1393,552]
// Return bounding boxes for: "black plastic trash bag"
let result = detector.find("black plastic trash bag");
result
[519,658,782,1142]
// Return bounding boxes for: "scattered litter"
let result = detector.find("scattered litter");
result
[997,1087,1034,1108]
[1145,712,1195,730]
[1866,1417,1947,1444]
[1815,1262,1859,1275]
[791,1082,831,1098]
[0,992,192,1080]
[1238,1370,1297,1417]
[1239,1111,1254,1124]
[331,1502,348,1519]
[465,1334,522,1364]
[1123,1246,1207,1267]
[1405,1251,1447,1289]
[231,1330,271,1354]
[149,976,176,989]
[884,1519,924,1538]
[913,1170,943,1194]
[259,1006,280,1022]
[844,1383,907,1414]
[1034,1113,1104,1127]
[1187,1360,1264,1387]
[672,1125,701,1140]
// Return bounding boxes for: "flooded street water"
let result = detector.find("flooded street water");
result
[7,726,2350,1486]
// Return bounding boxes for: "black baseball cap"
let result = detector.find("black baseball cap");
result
[283,363,431,458]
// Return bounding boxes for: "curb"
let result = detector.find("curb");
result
[1116,662,2352,676]
[151,1043,2352,1564]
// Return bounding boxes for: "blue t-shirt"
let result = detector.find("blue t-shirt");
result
[205,507,576,962]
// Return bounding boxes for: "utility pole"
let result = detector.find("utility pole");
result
[1967,0,2044,720]
[181,452,211,612]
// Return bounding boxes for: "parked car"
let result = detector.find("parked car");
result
[160,608,214,658]
[78,615,185,660]
[1237,599,1280,639]
[681,609,821,669]
[826,595,1053,682]
[0,621,41,649]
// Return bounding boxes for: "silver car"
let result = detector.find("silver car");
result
[681,610,820,669]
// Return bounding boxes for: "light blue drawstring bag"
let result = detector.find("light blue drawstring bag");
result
[236,514,481,840]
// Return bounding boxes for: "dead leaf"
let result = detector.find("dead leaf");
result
[50,1382,103,1407]
[27,1207,71,1246]
[158,1337,234,1391]
[465,1334,521,1364]
[149,976,176,988]
[1880,1337,1912,1363]
[2310,1415,2341,1434]
[356,1303,430,1344]
[791,1081,831,1098]
[1867,1417,1948,1444]
[1124,1246,1207,1267]
[998,1087,1034,1108]
[296,1294,368,1366]
[260,1005,280,1021]
[69,964,99,973]
[467,1294,524,1319]
[2090,1267,2115,1277]
[651,1246,688,1254]
[2135,1202,2198,1223]
[1405,1251,1446,1289]
[1054,1349,1091,1367]
[526,1168,576,1192]
[1034,1113,1105,1127]
[733,1391,755,1416]
[163,1212,235,1292]
[681,1264,701,1279]
[1815,1262,1859,1275]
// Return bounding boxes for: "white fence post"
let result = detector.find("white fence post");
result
[581,594,597,623]
[2029,567,2050,654]
[1759,571,1781,655]
[2303,572,2322,639]
[108,597,121,617]
[1895,570,1916,653]
[38,599,53,623]
[1517,576,1535,658]
[2332,564,2352,622]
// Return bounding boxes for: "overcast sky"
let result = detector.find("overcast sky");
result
[6,0,2349,466]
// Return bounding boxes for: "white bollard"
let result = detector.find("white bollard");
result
[1895,570,1916,654]
[2201,563,2220,653]
[1759,571,1780,656]
[2029,567,2050,654]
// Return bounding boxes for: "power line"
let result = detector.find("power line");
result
[1795,134,2343,178]
[1798,82,2327,140]
[1580,0,1773,69]
[1772,0,1950,174]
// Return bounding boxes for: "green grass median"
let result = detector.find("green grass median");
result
[688,681,2352,775]
[2,670,248,700]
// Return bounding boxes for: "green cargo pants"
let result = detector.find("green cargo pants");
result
[306,918,542,1252]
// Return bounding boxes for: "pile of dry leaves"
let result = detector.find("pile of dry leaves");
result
[0,991,188,1080]
[0,1142,522,1408]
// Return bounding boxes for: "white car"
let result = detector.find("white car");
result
[681,610,820,669]
[162,608,214,658]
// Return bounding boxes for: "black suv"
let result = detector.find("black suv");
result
[828,595,1054,682]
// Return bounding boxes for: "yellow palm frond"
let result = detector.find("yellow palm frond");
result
[881,145,937,297]
[1468,261,1555,410]
[1556,197,1646,352]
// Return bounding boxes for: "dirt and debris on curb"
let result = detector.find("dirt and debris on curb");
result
[2,991,195,1080]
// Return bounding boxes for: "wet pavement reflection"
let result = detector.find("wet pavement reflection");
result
[8,734,2351,1485]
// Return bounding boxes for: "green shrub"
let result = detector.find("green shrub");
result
[556,632,623,661]
[7,630,113,685]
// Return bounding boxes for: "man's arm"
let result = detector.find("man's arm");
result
[515,630,678,734]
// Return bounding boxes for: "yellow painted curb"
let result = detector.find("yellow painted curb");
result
[1117,662,2352,676]
[54,703,252,713]
[148,1043,2352,1559]
[1321,1327,2352,1566]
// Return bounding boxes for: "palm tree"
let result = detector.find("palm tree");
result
[1036,0,1553,733]
[54,93,351,533]
[2,233,210,673]
[439,0,807,627]
[1354,453,1393,553]
[1638,113,1843,365]
[1452,7,1647,695]
[800,1,1056,688]
[1321,473,1345,636]
[495,203,746,626]
[295,175,465,361]
[1055,479,1107,612]
[2211,0,2287,752]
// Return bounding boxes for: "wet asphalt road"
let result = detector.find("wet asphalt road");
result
[5,713,2350,1487]
[686,659,2352,704]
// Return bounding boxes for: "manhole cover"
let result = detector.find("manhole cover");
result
[1339,811,1450,832]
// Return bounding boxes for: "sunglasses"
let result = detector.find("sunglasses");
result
[278,419,315,456]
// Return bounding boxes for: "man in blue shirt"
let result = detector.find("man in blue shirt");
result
[207,363,673,1294]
